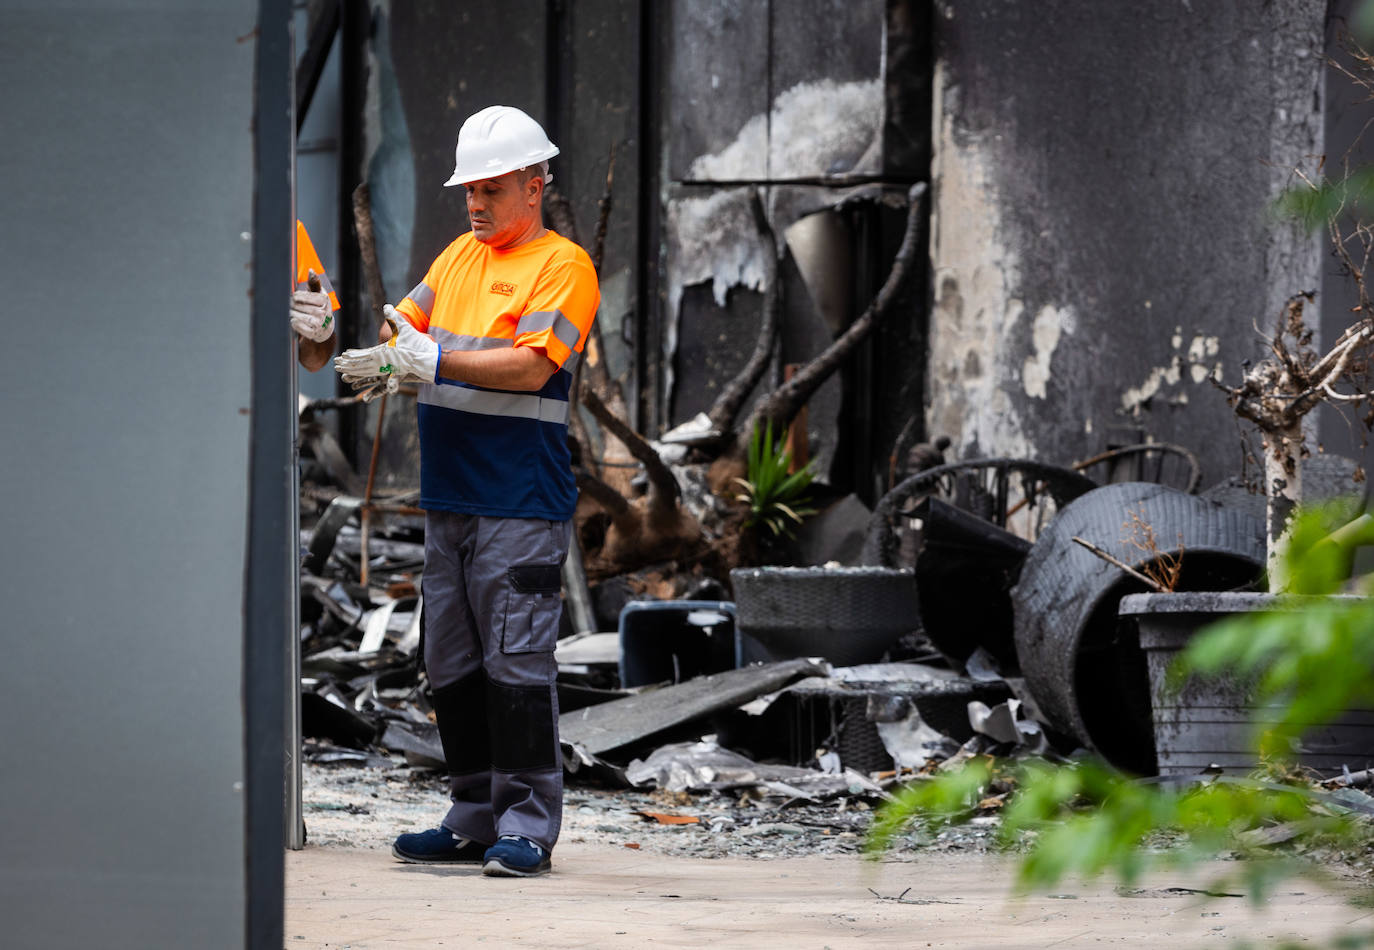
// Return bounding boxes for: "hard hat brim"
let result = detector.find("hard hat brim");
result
[443,146,560,188]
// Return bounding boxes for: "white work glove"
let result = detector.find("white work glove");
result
[290,270,335,343]
[344,373,399,403]
[333,305,441,384]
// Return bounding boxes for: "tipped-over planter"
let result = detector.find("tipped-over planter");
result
[729,566,919,667]
[1012,483,1266,775]
[1120,591,1374,776]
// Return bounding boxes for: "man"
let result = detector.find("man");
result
[334,105,599,878]
[290,219,340,371]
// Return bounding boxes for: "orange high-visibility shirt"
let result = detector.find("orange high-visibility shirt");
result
[295,220,340,311]
[395,230,600,520]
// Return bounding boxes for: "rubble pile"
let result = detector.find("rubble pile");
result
[298,496,443,770]
[295,441,1374,861]
[295,486,1055,855]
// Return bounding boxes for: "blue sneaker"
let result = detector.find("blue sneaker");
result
[482,835,552,877]
[392,827,488,864]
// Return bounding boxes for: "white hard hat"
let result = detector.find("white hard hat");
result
[444,105,559,187]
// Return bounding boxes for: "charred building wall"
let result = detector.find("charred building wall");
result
[354,0,930,503]
[926,0,1330,489]
[662,0,931,500]
[352,1,1359,499]
[357,0,648,487]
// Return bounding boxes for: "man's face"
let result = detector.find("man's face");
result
[465,170,539,249]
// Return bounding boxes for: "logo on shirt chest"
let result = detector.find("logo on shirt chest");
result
[490,280,517,296]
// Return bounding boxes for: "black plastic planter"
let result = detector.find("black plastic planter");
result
[1011,483,1266,774]
[1121,591,1374,776]
[730,566,919,667]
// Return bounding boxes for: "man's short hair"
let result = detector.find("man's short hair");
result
[517,160,552,187]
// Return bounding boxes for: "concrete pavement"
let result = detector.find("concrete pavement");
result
[285,841,1369,948]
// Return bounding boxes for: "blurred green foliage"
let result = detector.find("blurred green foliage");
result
[1358,0,1374,45]
[866,504,1374,911]
[866,755,1350,902]
[1274,167,1374,232]
[1178,504,1374,760]
[1274,5,1374,230]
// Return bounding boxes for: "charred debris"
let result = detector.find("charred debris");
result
[297,408,1374,839]
[292,181,1374,840]
[294,419,1051,815]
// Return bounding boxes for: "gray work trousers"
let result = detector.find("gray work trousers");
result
[422,510,568,852]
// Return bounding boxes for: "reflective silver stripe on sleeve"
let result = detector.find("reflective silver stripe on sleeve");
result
[418,384,570,425]
[515,309,581,350]
[431,326,514,352]
[432,324,577,371]
[406,280,437,317]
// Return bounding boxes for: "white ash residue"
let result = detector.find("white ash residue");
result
[301,760,1000,861]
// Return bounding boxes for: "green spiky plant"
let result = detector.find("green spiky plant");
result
[732,419,817,552]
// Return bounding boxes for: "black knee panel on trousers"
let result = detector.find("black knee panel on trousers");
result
[486,678,557,772]
[431,670,491,776]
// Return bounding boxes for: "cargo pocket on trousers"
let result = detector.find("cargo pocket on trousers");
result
[500,563,563,654]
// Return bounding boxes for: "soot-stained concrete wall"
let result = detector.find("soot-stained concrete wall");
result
[387,0,643,384]
[363,0,643,486]
[664,0,930,497]
[353,0,929,499]
[387,1,547,287]
[354,1,549,490]
[557,3,646,417]
[1319,0,1374,484]
[928,0,1326,488]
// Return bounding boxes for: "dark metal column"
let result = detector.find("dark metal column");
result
[544,0,571,174]
[247,0,294,944]
[635,0,664,435]
[337,0,368,461]
[296,0,340,133]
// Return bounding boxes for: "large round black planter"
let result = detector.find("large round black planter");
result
[729,566,919,667]
[1120,591,1374,776]
[1011,483,1266,775]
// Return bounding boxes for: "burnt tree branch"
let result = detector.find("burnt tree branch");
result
[547,155,632,485]
[706,187,782,436]
[581,385,680,507]
[1221,292,1374,433]
[543,184,580,246]
[577,146,623,413]
[591,144,616,275]
[738,182,927,452]
[351,182,388,328]
[575,471,634,523]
